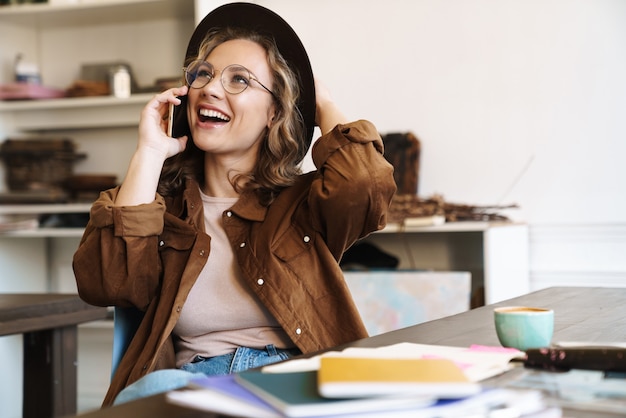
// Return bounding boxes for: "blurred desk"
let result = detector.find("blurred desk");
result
[0,293,108,418]
[73,287,625,418]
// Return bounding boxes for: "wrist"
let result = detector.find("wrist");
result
[317,100,348,135]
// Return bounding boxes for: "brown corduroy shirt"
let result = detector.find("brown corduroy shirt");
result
[73,120,397,406]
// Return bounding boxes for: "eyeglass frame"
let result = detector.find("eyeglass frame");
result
[183,60,276,99]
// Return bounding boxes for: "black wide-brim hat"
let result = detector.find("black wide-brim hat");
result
[173,2,316,161]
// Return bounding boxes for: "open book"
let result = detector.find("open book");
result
[263,342,525,382]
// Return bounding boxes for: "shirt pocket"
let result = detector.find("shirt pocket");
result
[272,225,314,261]
[273,226,326,300]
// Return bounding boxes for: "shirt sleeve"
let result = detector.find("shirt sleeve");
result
[72,187,165,309]
[308,120,397,258]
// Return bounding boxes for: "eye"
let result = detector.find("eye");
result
[225,66,251,86]
[197,69,212,79]
[196,64,214,80]
[232,74,250,86]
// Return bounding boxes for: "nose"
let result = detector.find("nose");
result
[201,74,224,98]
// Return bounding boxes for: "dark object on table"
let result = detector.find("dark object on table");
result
[525,347,626,372]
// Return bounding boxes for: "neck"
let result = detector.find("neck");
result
[202,154,253,198]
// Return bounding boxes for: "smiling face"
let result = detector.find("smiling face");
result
[186,39,276,166]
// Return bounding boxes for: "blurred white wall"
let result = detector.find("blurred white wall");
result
[200,0,626,289]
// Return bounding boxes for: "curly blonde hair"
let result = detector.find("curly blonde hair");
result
[158,27,307,205]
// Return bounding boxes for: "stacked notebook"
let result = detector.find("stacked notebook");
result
[232,357,481,417]
[165,343,547,417]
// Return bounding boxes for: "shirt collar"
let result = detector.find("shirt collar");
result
[181,178,268,222]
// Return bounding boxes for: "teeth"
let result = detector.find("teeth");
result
[199,108,230,121]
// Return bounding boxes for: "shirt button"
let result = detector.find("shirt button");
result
[303,235,311,243]
[295,328,302,335]
[226,211,232,217]
[159,240,164,247]
[257,278,264,285]
[176,306,182,312]
[240,242,246,248]
[199,250,206,256]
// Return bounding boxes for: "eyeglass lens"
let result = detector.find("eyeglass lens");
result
[184,60,253,94]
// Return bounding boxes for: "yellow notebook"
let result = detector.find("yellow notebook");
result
[317,357,481,399]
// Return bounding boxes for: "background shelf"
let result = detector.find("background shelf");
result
[0,94,151,130]
[0,0,194,28]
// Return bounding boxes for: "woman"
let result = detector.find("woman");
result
[73,2,396,407]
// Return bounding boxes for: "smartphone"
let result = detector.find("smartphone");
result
[167,102,175,137]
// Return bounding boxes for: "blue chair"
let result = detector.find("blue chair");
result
[110,306,144,379]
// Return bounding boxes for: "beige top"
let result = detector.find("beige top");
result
[173,191,293,367]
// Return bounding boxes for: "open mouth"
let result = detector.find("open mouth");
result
[198,108,231,123]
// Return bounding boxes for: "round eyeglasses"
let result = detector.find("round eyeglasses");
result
[183,60,275,98]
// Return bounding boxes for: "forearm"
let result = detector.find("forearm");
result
[115,87,188,206]
[316,97,348,136]
[314,78,349,135]
[115,147,166,206]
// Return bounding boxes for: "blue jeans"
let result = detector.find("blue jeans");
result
[113,345,300,405]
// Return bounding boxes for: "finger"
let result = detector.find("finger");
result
[163,86,188,105]
[166,136,188,159]
[151,86,187,110]
[159,86,188,120]
[176,136,188,153]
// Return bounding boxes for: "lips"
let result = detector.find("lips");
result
[198,108,231,123]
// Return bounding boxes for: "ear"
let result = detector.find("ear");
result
[267,103,277,129]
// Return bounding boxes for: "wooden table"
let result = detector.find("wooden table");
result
[0,293,109,418]
[352,285,625,350]
[72,287,625,417]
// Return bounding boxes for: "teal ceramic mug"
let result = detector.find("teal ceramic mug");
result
[494,306,554,351]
